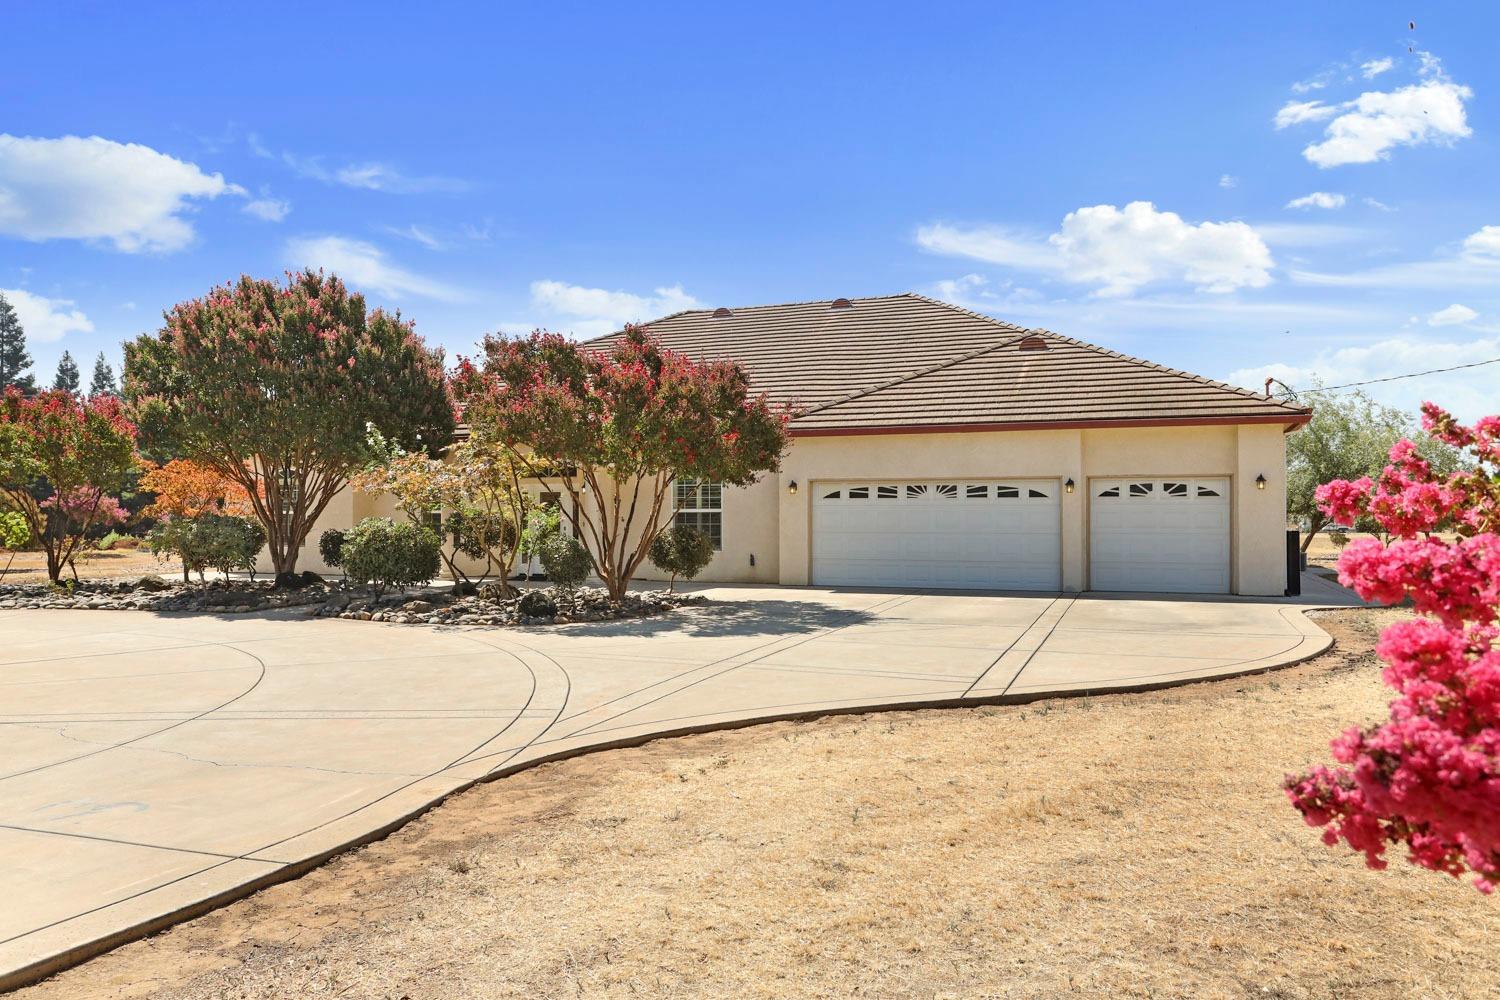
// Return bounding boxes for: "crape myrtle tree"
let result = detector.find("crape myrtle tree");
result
[123,270,454,587]
[1285,403,1500,892]
[0,388,138,583]
[1287,387,1463,551]
[457,325,788,602]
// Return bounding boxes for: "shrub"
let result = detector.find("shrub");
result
[648,524,715,592]
[1328,530,1350,549]
[1,508,31,580]
[519,506,562,556]
[148,514,264,583]
[340,517,441,597]
[319,528,346,568]
[537,533,591,592]
[95,530,129,551]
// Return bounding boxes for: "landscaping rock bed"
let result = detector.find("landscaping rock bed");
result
[0,575,704,627]
[0,575,332,614]
[311,585,706,627]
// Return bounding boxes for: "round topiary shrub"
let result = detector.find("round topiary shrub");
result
[537,532,590,592]
[648,524,715,592]
[319,528,346,568]
[340,517,441,597]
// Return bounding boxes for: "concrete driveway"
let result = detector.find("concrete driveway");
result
[0,579,1360,989]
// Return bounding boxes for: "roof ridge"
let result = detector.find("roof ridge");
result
[578,292,922,346]
[1028,329,1311,414]
[797,322,1036,418]
[901,291,1034,335]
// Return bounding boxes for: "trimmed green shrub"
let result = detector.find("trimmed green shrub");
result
[648,524,715,592]
[319,528,346,568]
[340,517,441,597]
[537,532,590,592]
[148,514,265,583]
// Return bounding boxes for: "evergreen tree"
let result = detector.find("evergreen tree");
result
[52,350,80,393]
[0,291,36,393]
[89,352,118,397]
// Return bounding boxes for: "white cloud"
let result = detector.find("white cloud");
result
[1463,226,1500,258]
[1300,78,1473,167]
[1226,334,1500,421]
[381,224,444,250]
[1275,100,1339,128]
[918,202,1273,297]
[265,142,468,194]
[284,235,465,302]
[0,134,239,252]
[1363,197,1394,211]
[242,197,290,222]
[1285,191,1346,210]
[530,280,701,338]
[1428,303,1478,327]
[1361,57,1395,79]
[0,288,94,343]
[1218,174,1238,189]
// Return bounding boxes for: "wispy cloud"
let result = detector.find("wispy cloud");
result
[1285,192,1346,210]
[1360,57,1395,79]
[530,280,701,338]
[284,235,466,302]
[1428,303,1478,327]
[1291,225,1500,289]
[242,197,290,222]
[251,135,468,194]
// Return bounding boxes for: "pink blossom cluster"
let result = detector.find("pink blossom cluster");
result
[1287,404,1500,891]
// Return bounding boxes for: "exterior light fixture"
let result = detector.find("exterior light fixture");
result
[1256,474,1267,490]
[1065,478,1075,494]
[788,480,799,495]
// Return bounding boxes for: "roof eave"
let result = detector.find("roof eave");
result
[789,412,1313,438]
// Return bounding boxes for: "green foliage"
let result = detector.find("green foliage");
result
[0,509,30,551]
[89,353,118,398]
[340,517,441,596]
[1328,530,1350,550]
[1288,388,1465,550]
[537,532,591,591]
[319,528,346,568]
[149,514,265,582]
[0,292,35,393]
[520,505,563,555]
[648,524,715,591]
[448,508,518,563]
[52,351,80,393]
[95,530,129,551]
[123,270,454,577]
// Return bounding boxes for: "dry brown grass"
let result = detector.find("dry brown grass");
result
[0,548,180,586]
[20,607,1499,999]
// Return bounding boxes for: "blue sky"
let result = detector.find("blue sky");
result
[3,1,1497,417]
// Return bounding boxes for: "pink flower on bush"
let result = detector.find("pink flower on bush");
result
[1287,403,1500,892]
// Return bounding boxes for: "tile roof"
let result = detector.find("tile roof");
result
[588,293,1312,434]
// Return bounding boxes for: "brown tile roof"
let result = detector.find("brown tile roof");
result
[590,293,1312,434]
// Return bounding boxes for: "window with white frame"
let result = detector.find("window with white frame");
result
[674,479,722,549]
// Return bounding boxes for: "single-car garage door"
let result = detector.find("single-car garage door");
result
[1089,478,1230,593]
[812,480,1061,590]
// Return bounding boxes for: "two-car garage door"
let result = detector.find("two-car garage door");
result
[812,480,1061,590]
[810,475,1232,594]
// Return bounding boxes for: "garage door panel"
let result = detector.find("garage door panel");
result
[813,480,1060,591]
[1089,478,1229,594]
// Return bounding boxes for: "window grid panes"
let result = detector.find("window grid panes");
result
[674,480,723,549]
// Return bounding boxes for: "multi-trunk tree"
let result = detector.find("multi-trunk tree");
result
[123,270,454,586]
[458,325,788,601]
[1286,402,1500,892]
[0,388,138,583]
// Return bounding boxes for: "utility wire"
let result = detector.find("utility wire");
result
[1272,355,1500,397]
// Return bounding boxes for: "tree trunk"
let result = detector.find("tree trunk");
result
[1300,514,1326,553]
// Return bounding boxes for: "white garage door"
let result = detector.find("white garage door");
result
[812,480,1061,591]
[1089,478,1230,593]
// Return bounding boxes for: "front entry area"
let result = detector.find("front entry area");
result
[1089,477,1231,593]
[811,479,1061,590]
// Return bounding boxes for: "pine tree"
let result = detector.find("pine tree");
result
[53,350,80,393]
[0,291,36,393]
[89,352,118,398]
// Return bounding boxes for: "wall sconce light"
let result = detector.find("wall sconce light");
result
[1064,478,1075,494]
[1256,474,1267,490]
[788,480,799,495]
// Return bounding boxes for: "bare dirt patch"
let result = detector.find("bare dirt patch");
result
[0,548,181,586]
[18,607,1497,999]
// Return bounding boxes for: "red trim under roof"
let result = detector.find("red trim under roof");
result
[789,413,1313,438]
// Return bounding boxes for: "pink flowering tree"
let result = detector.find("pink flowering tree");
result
[123,271,455,585]
[1285,402,1500,891]
[0,389,138,583]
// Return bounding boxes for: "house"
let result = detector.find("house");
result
[284,294,1311,596]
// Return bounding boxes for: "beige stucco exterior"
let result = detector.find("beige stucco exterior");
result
[265,420,1292,597]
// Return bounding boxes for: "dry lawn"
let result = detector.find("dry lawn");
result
[0,547,181,586]
[20,607,1498,1000]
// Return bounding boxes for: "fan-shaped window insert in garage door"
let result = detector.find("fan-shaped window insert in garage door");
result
[812,480,1061,591]
[1089,478,1230,593]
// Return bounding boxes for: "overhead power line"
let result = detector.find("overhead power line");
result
[1272,355,1500,397]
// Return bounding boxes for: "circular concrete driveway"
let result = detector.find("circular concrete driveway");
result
[0,582,1356,990]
